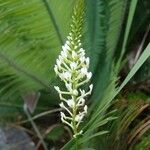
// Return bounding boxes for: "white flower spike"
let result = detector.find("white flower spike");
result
[54,0,93,138]
[54,32,93,137]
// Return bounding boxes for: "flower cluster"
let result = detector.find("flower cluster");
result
[54,32,93,137]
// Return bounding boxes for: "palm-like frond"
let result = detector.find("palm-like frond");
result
[103,96,150,150]
[85,0,126,101]
[0,0,74,97]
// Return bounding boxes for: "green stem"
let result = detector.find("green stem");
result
[72,95,78,136]
[72,101,78,150]
[72,81,79,149]
[75,137,78,150]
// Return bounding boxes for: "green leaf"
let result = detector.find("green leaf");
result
[60,139,76,150]
[80,44,150,148]
[80,148,95,150]
[80,131,109,143]
[0,0,74,97]
[85,0,126,101]
[119,0,138,61]
[84,116,117,135]
[84,75,117,131]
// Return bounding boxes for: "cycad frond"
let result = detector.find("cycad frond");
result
[0,0,74,96]
[85,0,126,101]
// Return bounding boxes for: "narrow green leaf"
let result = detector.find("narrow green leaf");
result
[80,131,109,143]
[85,116,117,135]
[119,0,138,60]
[60,139,75,150]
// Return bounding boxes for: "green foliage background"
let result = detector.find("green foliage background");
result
[0,0,149,149]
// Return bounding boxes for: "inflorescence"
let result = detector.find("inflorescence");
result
[54,33,93,137]
[54,0,93,138]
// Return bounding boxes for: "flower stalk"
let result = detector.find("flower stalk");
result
[54,0,93,138]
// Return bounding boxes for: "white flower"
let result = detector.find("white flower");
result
[60,102,73,116]
[75,113,84,122]
[79,48,84,53]
[78,42,81,47]
[80,89,85,96]
[66,40,70,45]
[60,112,66,120]
[67,35,72,40]
[59,102,65,108]
[89,84,93,93]
[61,50,67,58]
[79,48,85,57]
[56,59,61,68]
[54,86,60,92]
[54,65,58,74]
[83,105,88,114]
[64,71,71,79]
[60,71,71,80]
[77,98,85,106]
[87,72,92,80]
[72,51,78,58]
[79,56,85,64]
[80,67,87,77]
[58,55,63,62]
[85,57,90,67]
[63,43,70,51]
[66,99,75,108]
[70,62,77,70]
[65,83,72,91]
